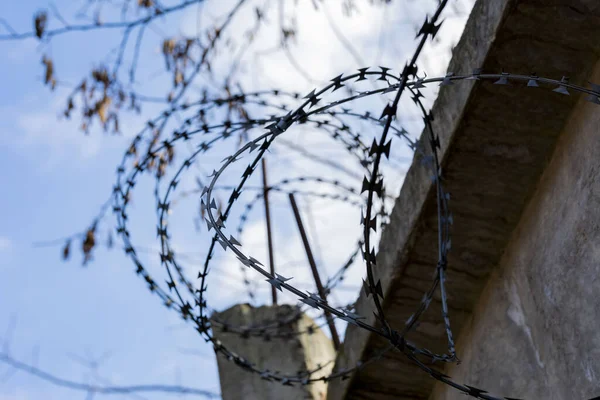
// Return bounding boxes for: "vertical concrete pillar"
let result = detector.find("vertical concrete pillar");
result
[212,304,336,400]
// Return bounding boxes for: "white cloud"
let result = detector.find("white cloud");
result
[0,389,30,400]
[105,0,476,326]
[189,0,477,331]
[0,91,147,171]
[4,40,37,64]
[0,236,13,253]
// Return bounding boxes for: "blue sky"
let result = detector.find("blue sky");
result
[0,1,474,399]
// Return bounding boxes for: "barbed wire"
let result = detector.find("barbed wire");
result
[5,0,600,398]
[197,75,598,396]
[105,0,600,396]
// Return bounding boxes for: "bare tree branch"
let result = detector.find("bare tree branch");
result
[0,352,220,399]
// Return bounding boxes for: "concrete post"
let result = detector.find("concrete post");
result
[212,304,336,400]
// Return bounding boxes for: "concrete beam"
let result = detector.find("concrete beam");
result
[212,304,335,400]
[430,58,600,400]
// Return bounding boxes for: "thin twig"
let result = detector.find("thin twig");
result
[0,352,220,398]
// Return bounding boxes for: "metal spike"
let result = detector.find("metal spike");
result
[527,74,539,87]
[585,95,600,105]
[303,89,316,99]
[589,82,600,94]
[248,141,260,152]
[242,166,254,178]
[217,237,228,251]
[553,76,570,95]
[260,371,272,381]
[361,176,370,194]
[440,72,454,86]
[464,385,488,396]
[356,67,369,82]
[330,74,344,91]
[237,256,252,268]
[411,89,424,104]
[378,66,391,81]
[248,257,263,266]
[379,103,397,119]
[276,115,293,131]
[300,296,319,308]
[303,89,320,108]
[265,122,282,135]
[266,273,292,291]
[466,68,481,80]
[362,280,371,297]
[553,85,570,95]
[373,280,383,297]
[417,16,443,38]
[156,226,168,238]
[341,311,364,326]
[494,73,509,85]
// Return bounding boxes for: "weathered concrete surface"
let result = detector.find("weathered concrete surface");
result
[328,0,600,399]
[429,58,600,400]
[212,304,335,400]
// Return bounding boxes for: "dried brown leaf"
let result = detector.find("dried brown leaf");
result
[174,70,184,86]
[41,56,54,85]
[82,228,96,264]
[95,96,111,124]
[34,11,47,39]
[137,0,154,8]
[62,240,71,260]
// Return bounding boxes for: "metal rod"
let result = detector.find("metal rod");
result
[262,158,277,305]
[288,193,340,350]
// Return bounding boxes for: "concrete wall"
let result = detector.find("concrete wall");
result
[328,1,600,398]
[212,304,335,400]
[430,60,600,400]
[209,2,600,398]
